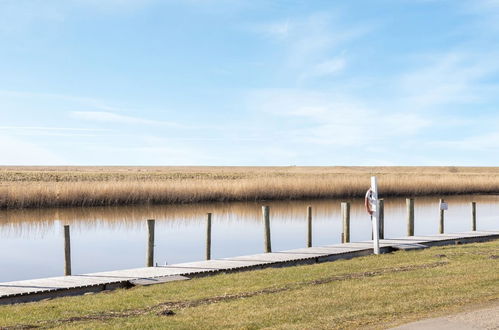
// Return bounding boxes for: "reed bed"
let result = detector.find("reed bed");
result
[1,166,499,210]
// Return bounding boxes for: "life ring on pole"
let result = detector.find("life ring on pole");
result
[365,188,374,215]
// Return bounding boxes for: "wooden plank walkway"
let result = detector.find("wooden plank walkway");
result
[1,230,498,304]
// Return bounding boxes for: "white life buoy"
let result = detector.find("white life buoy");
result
[365,188,374,215]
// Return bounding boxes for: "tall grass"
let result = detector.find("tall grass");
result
[1,166,499,209]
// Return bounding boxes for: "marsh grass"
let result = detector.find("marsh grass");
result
[2,166,499,209]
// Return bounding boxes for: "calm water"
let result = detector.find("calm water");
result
[0,195,498,282]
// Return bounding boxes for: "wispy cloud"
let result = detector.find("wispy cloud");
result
[71,0,158,11]
[0,0,158,35]
[0,134,66,165]
[71,111,183,127]
[257,20,291,39]
[398,51,499,110]
[431,131,499,151]
[2,1,499,166]
[248,88,432,147]
[254,13,371,83]
[0,126,109,137]
[0,90,130,113]
[1,90,187,128]
[244,6,499,165]
[465,0,499,20]
[0,126,108,131]
[298,56,346,81]
[452,0,499,35]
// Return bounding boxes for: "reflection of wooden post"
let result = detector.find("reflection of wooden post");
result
[341,202,350,243]
[471,202,477,231]
[262,206,271,253]
[407,198,414,236]
[206,213,212,260]
[439,199,445,234]
[64,225,71,276]
[378,199,385,239]
[147,219,155,267]
[307,206,312,248]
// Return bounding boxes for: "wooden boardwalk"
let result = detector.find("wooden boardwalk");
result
[1,230,498,304]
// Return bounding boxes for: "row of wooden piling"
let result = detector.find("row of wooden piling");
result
[407,199,477,236]
[62,199,480,275]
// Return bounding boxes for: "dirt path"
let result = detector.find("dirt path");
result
[392,301,499,329]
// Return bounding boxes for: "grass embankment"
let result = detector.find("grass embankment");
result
[2,166,499,209]
[0,240,498,329]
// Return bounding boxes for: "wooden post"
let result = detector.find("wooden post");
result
[146,219,155,267]
[378,199,384,239]
[471,202,477,231]
[307,206,312,247]
[64,225,71,276]
[341,202,350,243]
[439,199,445,234]
[406,198,414,236]
[262,206,271,253]
[370,176,381,254]
[206,213,212,260]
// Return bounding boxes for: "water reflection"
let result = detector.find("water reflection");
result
[0,195,498,282]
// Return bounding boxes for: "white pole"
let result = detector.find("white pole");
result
[371,176,380,255]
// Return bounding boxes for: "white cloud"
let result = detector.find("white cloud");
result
[0,126,107,131]
[259,21,291,39]
[468,0,499,12]
[0,0,158,34]
[432,132,499,151]
[0,90,129,113]
[0,134,66,165]
[71,111,183,127]
[299,57,346,81]
[247,9,499,163]
[398,51,499,110]
[0,126,109,137]
[248,88,432,147]
[254,13,370,83]
[72,0,156,8]
[83,134,214,165]
[1,90,187,128]
[460,0,499,31]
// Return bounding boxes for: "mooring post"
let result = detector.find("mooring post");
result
[307,206,312,248]
[341,202,350,243]
[146,219,155,267]
[262,206,271,253]
[64,225,71,276]
[439,199,445,234]
[378,199,385,239]
[370,176,381,254]
[407,198,414,236]
[206,213,212,260]
[471,202,477,231]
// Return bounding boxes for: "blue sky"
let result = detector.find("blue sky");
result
[1,0,499,166]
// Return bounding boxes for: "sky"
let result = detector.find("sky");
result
[1,0,499,166]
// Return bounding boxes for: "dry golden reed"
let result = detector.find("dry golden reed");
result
[1,166,499,210]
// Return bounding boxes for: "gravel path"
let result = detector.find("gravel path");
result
[392,302,499,329]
